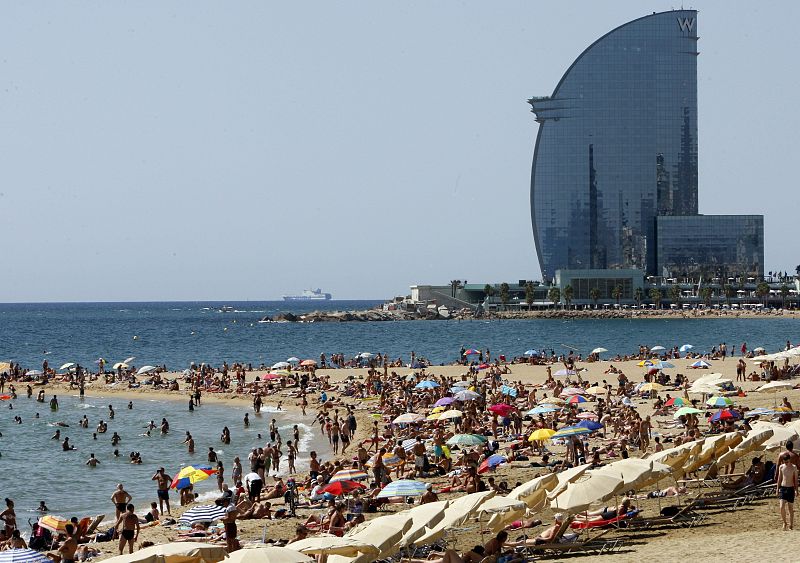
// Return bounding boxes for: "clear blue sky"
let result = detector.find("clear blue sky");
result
[1,2,797,301]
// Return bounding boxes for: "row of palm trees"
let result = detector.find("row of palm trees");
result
[483,281,795,309]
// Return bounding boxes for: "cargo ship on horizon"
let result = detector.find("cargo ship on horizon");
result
[282,288,332,301]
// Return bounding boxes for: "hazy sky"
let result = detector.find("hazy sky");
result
[1,2,797,302]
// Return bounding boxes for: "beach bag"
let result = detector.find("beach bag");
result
[660,506,680,517]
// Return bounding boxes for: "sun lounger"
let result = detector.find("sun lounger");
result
[570,510,640,529]
[627,502,705,529]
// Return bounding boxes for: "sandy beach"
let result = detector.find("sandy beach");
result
[16,351,797,562]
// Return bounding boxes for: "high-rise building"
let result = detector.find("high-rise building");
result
[528,11,763,280]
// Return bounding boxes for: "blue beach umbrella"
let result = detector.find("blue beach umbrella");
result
[377,479,428,498]
[178,504,227,526]
[524,349,540,356]
[415,380,440,389]
[691,360,711,368]
[710,409,741,423]
[552,426,592,439]
[679,344,693,353]
[478,454,507,473]
[652,361,675,369]
[527,406,560,415]
[575,419,604,432]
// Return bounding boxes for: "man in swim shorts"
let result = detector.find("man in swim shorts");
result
[152,468,172,515]
[111,484,132,520]
[777,452,798,531]
[115,504,139,554]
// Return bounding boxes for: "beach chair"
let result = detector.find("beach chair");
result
[530,528,621,556]
[627,502,705,529]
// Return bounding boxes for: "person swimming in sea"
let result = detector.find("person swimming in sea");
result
[62,437,76,451]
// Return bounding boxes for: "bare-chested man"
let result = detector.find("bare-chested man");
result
[50,523,77,563]
[777,452,798,531]
[115,504,140,554]
[111,484,132,520]
[152,467,172,515]
[776,440,800,472]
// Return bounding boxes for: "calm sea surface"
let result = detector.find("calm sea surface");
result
[1,301,799,523]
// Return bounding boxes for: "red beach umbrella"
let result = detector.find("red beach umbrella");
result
[320,480,366,496]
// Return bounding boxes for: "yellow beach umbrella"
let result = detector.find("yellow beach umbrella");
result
[529,428,557,442]
[426,412,441,421]
[584,385,605,395]
[640,382,665,392]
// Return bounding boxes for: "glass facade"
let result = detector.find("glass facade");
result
[655,215,764,278]
[530,11,699,280]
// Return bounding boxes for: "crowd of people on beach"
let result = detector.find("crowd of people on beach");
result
[2,339,800,560]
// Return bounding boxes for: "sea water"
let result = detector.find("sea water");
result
[0,301,799,369]
[0,392,327,523]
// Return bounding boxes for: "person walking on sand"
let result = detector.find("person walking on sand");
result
[152,467,172,515]
[778,452,798,530]
[115,504,140,554]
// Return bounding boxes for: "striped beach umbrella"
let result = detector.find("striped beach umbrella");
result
[376,479,428,498]
[575,419,604,432]
[664,397,687,407]
[330,469,369,482]
[38,514,69,534]
[568,395,588,405]
[478,454,507,474]
[171,465,217,490]
[707,396,734,407]
[0,549,50,563]
[446,433,487,447]
[464,349,481,356]
[366,452,403,468]
[178,504,227,525]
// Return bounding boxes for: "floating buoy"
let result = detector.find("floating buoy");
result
[133,336,138,340]
[223,327,228,332]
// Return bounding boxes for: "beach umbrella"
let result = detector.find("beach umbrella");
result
[745,407,775,418]
[757,381,794,392]
[478,454,507,473]
[434,397,455,407]
[398,500,450,547]
[595,459,655,491]
[223,546,312,563]
[329,469,369,482]
[358,352,373,359]
[500,385,518,397]
[706,396,734,407]
[507,473,559,510]
[392,412,424,424]
[688,383,722,395]
[756,422,800,450]
[488,403,515,417]
[136,365,157,375]
[584,385,605,395]
[554,369,575,376]
[0,395,10,400]
[299,359,316,367]
[415,491,495,545]
[415,380,440,389]
[321,480,366,496]
[550,473,625,514]
[345,513,413,560]
[100,542,227,563]
[464,349,481,356]
[0,549,49,563]
[529,428,557,441]
[538,397,565,406]
[271,361,291,369]
[426,412,442,421]
[690,360,711,368]
[438,409,463,420]
[289,536,379,557]
[112,362,129,370]
[37,515,69,534]
[679,344,694,352]
[637,360,654,367]
[711,409,742,422]
[366,452,403,469]
[551,425,592,439]
[287,357,300,363]
[547,463,592,499]
[651,362,675,369]
[524,349,540,356]
[526,405,560,415]
[377,479,428,498]
[650,346,666,352]
[560,387,585,396]
[170,465,217,490]
[664,397,688,407]
[568,395,588,405]
[178,504,227,525]
[59,362,75,370]
[475,496,528,532]
[122,356,136,364]
[446,434,487,447]
[673,407,703,418]
[454,389,480,401]
[25,370,43,376]
[591,347,608,354]
[575,419,603,432]
[576,412,598,420]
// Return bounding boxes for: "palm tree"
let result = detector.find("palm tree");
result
[668,284,682,307]
[483,284,495,300]
[525,281,535,309]
[649,288,662,310]
[547,287,561,309]
[499,283,511,308]
[699,286,713,307]
[634,287,644,308]
[611,285,622,306]
[589,287,600,309]
[723,284,735,306]
[563,285,574,309]
[449,280,462,298]
[780,284,791,309]
[755,281,770,306]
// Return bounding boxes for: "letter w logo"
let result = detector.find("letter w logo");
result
[677,17,695,32]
